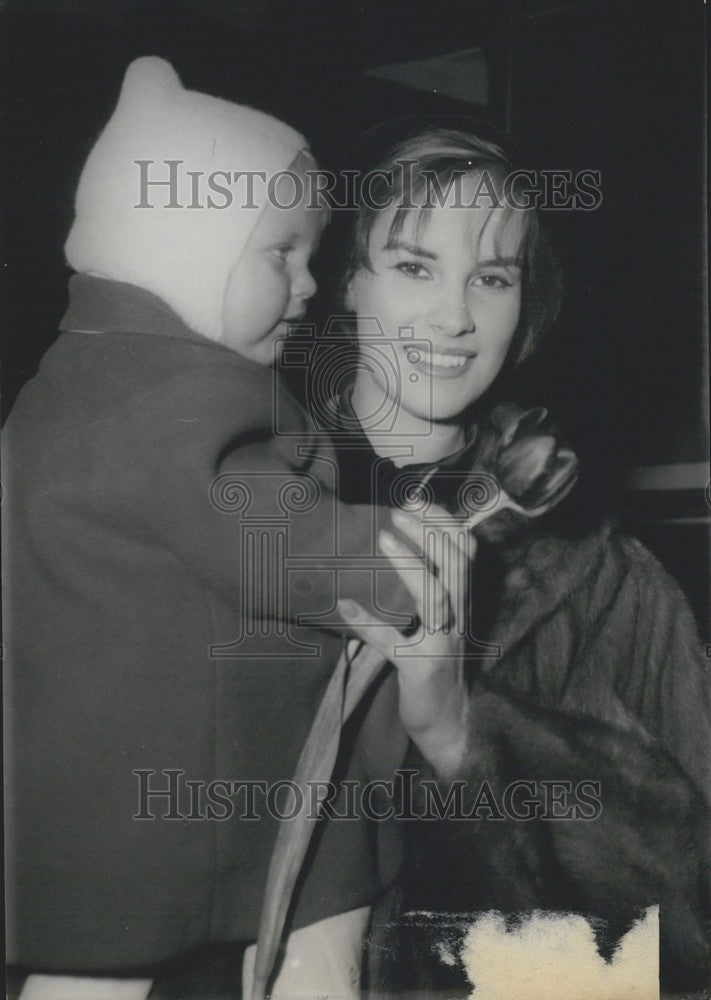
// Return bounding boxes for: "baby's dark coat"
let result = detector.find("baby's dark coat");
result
[3,275,409,972]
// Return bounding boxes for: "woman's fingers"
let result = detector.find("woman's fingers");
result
[391,507,473,632]
[337,599,412,661]
[339,514,473,780]
[392,504,476,563]
[378,529,449,630]
[338,599,469,779]
[392,507,475,620]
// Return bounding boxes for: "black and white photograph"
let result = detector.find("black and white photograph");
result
[2,1,709,997]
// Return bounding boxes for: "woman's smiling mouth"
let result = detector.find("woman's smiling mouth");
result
[404,345,477,377]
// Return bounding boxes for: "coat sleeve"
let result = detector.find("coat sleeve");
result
[111,361,414,629]
[402,533,711,992]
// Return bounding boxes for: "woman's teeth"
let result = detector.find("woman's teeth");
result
[429,352,467,367]
[407,348,470,369]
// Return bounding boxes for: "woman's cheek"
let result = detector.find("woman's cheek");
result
[504,288,523,336]
[482,295,521,350]
[382,285,422,334]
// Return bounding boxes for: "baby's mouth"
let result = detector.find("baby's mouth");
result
[280,314,306,329]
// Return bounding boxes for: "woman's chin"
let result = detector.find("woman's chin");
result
[398,399,478,426]
[430,386,488,422]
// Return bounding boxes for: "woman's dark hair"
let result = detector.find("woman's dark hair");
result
[343,126,563,364]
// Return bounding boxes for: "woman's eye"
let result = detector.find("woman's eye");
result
[395,261,430,279]
[271,245,292,261]
[474,273,511,289]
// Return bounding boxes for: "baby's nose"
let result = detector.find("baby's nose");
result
[294,266,317,301]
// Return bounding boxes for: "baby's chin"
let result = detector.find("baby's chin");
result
[225,328,286,365]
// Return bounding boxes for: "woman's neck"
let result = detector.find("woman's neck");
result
[350,374,466,467]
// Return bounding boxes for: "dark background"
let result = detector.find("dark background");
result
[2,0,709,628]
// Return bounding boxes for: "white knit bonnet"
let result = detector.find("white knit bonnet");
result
[65,57,309,341]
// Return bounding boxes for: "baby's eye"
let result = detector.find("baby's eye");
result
[395,261,430,280]
[270,245,292,262]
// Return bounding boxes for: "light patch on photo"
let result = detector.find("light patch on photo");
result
[456,907,659,1000]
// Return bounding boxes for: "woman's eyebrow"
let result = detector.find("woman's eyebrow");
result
[383,241,522,269]
[477,255,522,268]
[383,239,438,260]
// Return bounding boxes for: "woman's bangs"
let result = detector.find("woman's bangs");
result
[479,201,532,267]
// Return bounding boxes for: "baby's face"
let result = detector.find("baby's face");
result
[222,152,325,363]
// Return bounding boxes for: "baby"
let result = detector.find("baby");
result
[4,58,413,999]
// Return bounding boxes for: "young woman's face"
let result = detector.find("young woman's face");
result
[346,183,524,424]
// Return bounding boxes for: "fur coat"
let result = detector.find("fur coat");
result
[367,516,711,994]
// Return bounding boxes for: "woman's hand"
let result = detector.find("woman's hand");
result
[338,505,475,778]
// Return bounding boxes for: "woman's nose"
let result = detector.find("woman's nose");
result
[429,293,476,336]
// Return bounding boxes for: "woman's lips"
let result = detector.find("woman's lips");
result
[404,345,477,378]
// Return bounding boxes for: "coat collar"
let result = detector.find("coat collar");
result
[330,384,481,509]
[59,274,228,351]
[483,520,613,663]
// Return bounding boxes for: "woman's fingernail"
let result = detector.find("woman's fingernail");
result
[337,599,359,618]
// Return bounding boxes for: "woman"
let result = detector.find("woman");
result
[319,125,710,994]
